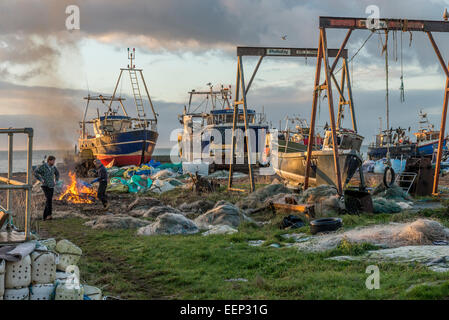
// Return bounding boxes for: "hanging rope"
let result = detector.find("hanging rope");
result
[400,31,405,103]
[334,31,375,75]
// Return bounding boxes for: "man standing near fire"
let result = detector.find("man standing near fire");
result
[91,159,109,209]
[34,155,59,221]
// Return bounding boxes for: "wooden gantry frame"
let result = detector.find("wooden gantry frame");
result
[306,16,449,196]
[228,46,349,193]
[0,128,33,244]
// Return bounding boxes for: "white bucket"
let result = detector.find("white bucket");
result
[55,282,84,300]
[0,260,5,298]
[5,255,31,289]
[4,287,29,300]
[84,285,102,300]
[31,250,56,284]
[30,283,55,300]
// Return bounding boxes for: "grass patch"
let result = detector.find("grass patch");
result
[38,206,449,300]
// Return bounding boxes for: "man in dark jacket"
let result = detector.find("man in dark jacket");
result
[34,155,60,221]
[91,159,109,209]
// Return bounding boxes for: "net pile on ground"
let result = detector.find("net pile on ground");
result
[294,219,449,252]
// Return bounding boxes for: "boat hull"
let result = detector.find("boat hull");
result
[273,148,362,188]
[417,139,447,156]
[367,143,417,160]
[79,129,159,167]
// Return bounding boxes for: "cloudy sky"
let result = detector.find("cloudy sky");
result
[1,0,449,150]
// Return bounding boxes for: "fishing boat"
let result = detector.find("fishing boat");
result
[367,126,417,160]
[414,110,447,156]
[272,128,364,188]
[178,85,269,169]
[78,48,158,167]
[276,116,324,153]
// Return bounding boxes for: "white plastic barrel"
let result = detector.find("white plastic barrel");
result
[31,251,56,284]
[0,259,5,298]
[84,285,102,300]
[30,283,55,300]
[4,287,29,300]
[55,282,84,300]
[5,255,31,289]
[55,240,82,271]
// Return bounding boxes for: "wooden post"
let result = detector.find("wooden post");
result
[228,62,240,190]
[433,65,449,195]
[321,28,343,195]
[344,58,357,132]
[304,33,323,190]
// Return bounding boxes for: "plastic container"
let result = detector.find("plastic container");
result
[31,250,56,284]
[55,282,84,300]
[4,287,29,300]
[84,285,102,300]
[55,240,82,271]
[0,259,5,298]
[5,255,31,289]
[30,283,55,300]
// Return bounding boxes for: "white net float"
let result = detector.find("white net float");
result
[5,255,31,289]
[84,285,102,300]
[38,238,57,251]
[31,250,56,285]
[55,240,82,271]
[55,282,84,300]
[0,260,5,298]
[30,283,55,300]
[3,287,29,300]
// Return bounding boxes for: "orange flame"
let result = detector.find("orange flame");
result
[58,172,98,204]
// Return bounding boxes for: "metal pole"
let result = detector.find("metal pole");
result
[25,130,33,240]
[304,33,323,190]
[321,28,343,194]
[108,70,123,109]
[245,56,264,95]
[139,70,158,122]
[6,133,13,229]
[337,60,346,129]
[344,58,358,132]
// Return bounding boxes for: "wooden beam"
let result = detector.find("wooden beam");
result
[320,16,449,32]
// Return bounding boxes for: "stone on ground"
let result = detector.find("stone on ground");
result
[137,213,199,236]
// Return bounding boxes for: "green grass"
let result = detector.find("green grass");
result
[38,206,449,300]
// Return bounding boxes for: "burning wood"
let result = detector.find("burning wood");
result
[58,172,98,204]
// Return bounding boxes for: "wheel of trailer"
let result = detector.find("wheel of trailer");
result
[383,167,395,188]
[309,217,343,235]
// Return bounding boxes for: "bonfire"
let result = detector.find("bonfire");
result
[58,172,98,204]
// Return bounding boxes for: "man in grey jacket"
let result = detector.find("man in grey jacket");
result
[91,159,109,209]
[34,155,60,221]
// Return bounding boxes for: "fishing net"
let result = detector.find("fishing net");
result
[295,219,449,252]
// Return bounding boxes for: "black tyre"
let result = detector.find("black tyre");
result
[310,217,343,235]
[383,167,395,188]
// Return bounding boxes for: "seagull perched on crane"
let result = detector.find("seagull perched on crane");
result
[281,35,287,40]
